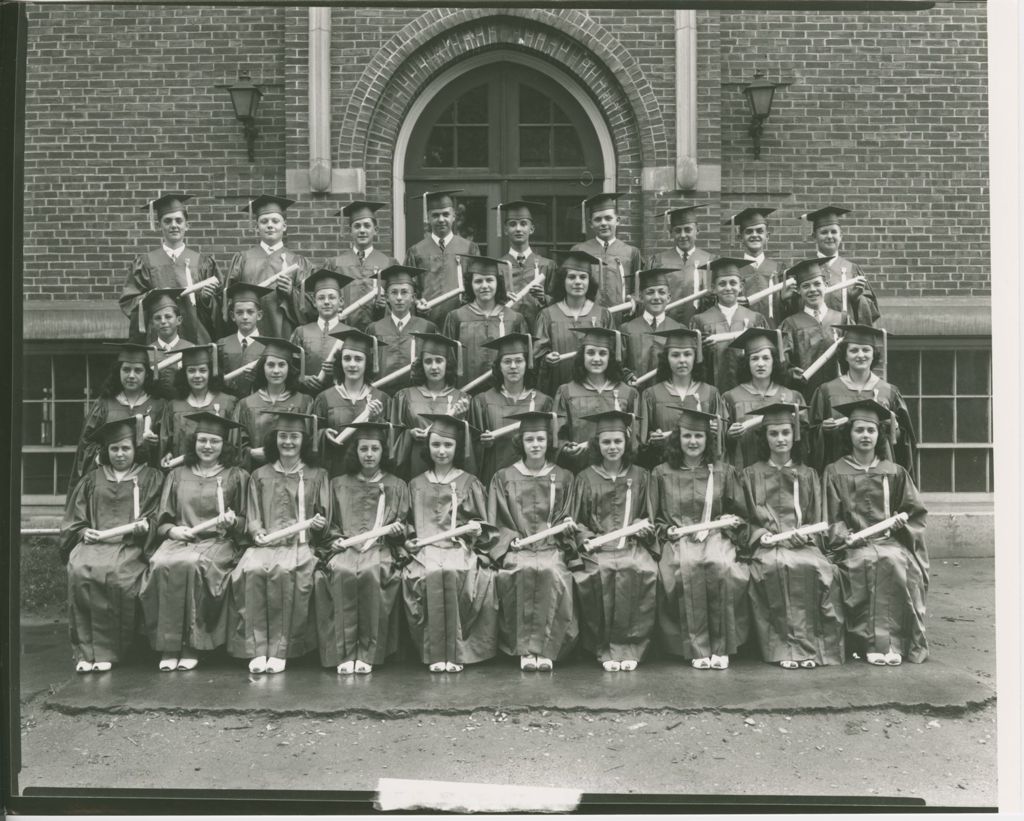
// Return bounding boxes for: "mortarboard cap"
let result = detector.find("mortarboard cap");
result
[833,398,892,425]
[105,341,154,366]
[482,332,533,364]
[91,417,139,446]
[184,410,241,438]
[834,324,886,348]
[493,199,544,234]
[653,327,703,362]
[416,189,462,224]
[380,264,422,289]
[410,331,463,376]
[557,250,601,273]
[755,400,806,440]
[143,192,191,230]
[581,192,622,232]
[244,195,294,219]
[304,268,354,294]
[142,287,184,317]
[253,336,305,377]
[802,205,851,231]
[259,408,317,435]
[337,200,385,222]
[675,406,718,433]
[581,409,634,436]
[785,258,831,285]
[224,280,273,323]
[328,328,379,374]
[570,326,623,361]
[729,327,783,358]
[663,204,705,228]
[180,343,219,376]
[506,409,560,446]
[462,254,513,297]
[345,420,402,445]
[419,413,478,455]
[726,207,775,229]
[705,257,748,280]
[637,267,678,291]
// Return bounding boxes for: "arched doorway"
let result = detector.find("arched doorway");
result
[402,61,607,259]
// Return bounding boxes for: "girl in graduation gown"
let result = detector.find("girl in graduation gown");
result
[140,412,249,671]
[315,422,410,674]
[823,399,929,666]
[441,255,529,392]
[638,327,723,469]
[487,411,578,671]
[158,344,237,468]
[402,414,507,673]
[69,343,164,493]
[649,407,751,670]
[741,403,845,669]
[808,324,916,479]
[534,251,614,397]
[721,328,804,472]
[313,329,390,478]
[232,337,313,472]
[470,333,554,486]
[553,326,639,473]
[227,411,330,674]
[60,418,164,672]
[390,332,474,481]
[565,410,658,672]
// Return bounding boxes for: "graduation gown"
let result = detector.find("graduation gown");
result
[152,338,193,401]
[315,472,410,667]
[819,256,881,327]
[553,380,640,472]
[60,464,163,663]
[289,319,356,394]
[402,470,505,664]
[469,387,553,486]
[565,464,658,663]
[619,314,685,381]
[487,462,578,660]
[405,235,480,327]
[824,457,928,662]
[120,247,220,344]
[533,301,614,397]
[217,333,265,398]
[233,390,314,472]
[499,251,557,329]
[139,465,249,652]
[570,237,643,313]
[779,308,848,402]
[808,374,917,480]
[648,247,714,325]
[638,380,724,469]
[311,384,391,478]
[222,245,314,339]
[324,248,397,332]
[742,460,844,665]
[441,303,530,392]
[157,393,238,463]
[389,386,475,481]
[690,304,770,396]
[737,257,792,328]
[365,315,438,395]
[227,461,331,659]
[69,394,165,493]
[649,460,751,659]
[721,382,804,472]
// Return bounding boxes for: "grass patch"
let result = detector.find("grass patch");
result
[21,536,66,616]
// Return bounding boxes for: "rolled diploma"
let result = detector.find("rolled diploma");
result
[664,288,710,313]
[821,277,861,296]
[800,338,842,380]
[608,300,635,316]
[462,369,492,393]
[487,421,520,439]
[830,415,849,427]
[93,520,147,540]
[372,363,412,388]
[338,283,378,320]
[410,521,480,549]
[746,277,795,304]
[583,517,651,552]
[261,517,317,544]
[554,351,577,363]
[666,515,741,540]
[737,414,764,434]
[257,261,300,289]
[142,414,154,439]
[633,368,658,386]
[154,352,183,372]
[316,339,343,380]
[760,521,829,546]
[511,518,575,549]
[179,276,219,298]
[422,286,463,310]
[224,359,260,382]
[704,330,744,345]
[182,513,229,540]
[335,522,400,550]
[848,512,909,542]
[506,272,545,306]
[328,406,372,446]
[165,454,185,468]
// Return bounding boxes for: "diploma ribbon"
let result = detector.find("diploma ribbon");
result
[298,468,306,544]
[619,477,633,551]
[696,465,714,542]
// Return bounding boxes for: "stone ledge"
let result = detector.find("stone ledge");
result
[878,296,990,337]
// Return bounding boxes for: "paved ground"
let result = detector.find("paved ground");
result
[12,558,998,809]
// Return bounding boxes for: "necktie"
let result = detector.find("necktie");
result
[438,238,445,253]
[241,338,248,352]
[650,317,657,331]
[603,241,610,254]
[357,250,365,262]
[516,255,525,266]
[681,250,689,265]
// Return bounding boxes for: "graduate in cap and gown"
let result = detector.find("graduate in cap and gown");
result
[618,266,686,383]
[68,342,164,492]
[405,189,481,327]
[232,337,314,472]
[570,192,643,315]
[487,411,578,671]
[323,200,398,332]
[727,206,794,328]
[312,329,390,478]
[493,200,558,329]
[289,268,356,395]
[647,204,714,325]
[143,287,195,401]
[316,421,410,675]
[563,409,657,671]
[649,407,751,670]
[228,410,330,674]
[469,332,553,486]
[141,411,249,671]
[721,328,804,472]
[364,265,438,394]
[823,399,928,665]
[534,250,615,397]
[741,402,845,669]
[216,282,271,397]
[808,324,916,478]
[60,417,164,672]
[222,195,314,339]
[120,192,220,345]
[802,206,881,327]
[401,414,506,672]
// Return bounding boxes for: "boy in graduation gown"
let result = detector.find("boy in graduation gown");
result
[802,205,881,327]
[290,268,356,395]
[405,189,481,327]
[217,282,270,398]
[619,267,685,384]
[647,203,714,325]
[120,192,220,345]
[365,265,438,394]
[222,195,314,339]
[727,206,794,328]
[144,287,195,401]
[779,258,849,402]
[689,258,771,395]
[492,200,557,329]
[570,192,644,315]
[323,200,398,332]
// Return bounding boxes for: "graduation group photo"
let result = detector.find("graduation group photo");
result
[9,0,1001,809]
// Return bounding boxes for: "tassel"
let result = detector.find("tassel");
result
[209,342,219,377]
[547,473,556,530]
[840,267,848,315]
[617,258,626,303]
[580,198,587,234]
[132,476,140,520]
[449,482,458,532]
[793,475,802,529]
[216,476,225,516]
[883,475,890,521]
[495,202,503,238]
[612,388,620,412]
[298,469,306,544]
[696,464,714,542]
[373,483,386,530]
[617,477,633,551]
[185,259,196,307]
[498,313,505,339]
[528,393,536,413]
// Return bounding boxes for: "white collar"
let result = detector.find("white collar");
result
[432,233,454,247]
[162,243,185,259]
[390,312,410,329]
[272,459,305,475]
[509,247,532,261]
[157,336,181,350]
[352,245,374,257]
[256,388,293,403]
[499,385,533,402]
[237,330,257,345]
[592,463,628,481]
[641,311,665,328]
[803,305,826,321]
[555,300,593,319]
[317,316,340,332]
[115,391,149,409]
[842,455,880,472]
[356,470,385,484]
[260,240,284,254]
[186,392,212,407]
[767,458,795,469]
[426,467,464,484]
[743,252,765,265]
[839,371,880,391]
[741,381,778,399]
[512,460,554,477]
[467,302,503,318]
[599,237,618,250]
[103,464,144,482]
[817,251,837,263]
[333,382,371,402]
[190,463,226,478]
[718,303,739,323]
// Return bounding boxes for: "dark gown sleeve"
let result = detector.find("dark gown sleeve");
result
[461,475,513,564]
[68,399,109,493]
[155,468,181,538]
[823,464,851,554]
[196,254,222,340]
[891,466,928,564]
[806,384,832,474]
[889,386,918,483]
[138,467,166,559]
[720,464,752,557]
[59,471,95,562]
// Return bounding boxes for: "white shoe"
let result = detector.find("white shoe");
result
[602,660,620,672]
[336,661,355,675]
[780,660,799,670]
[536,656,553,672]
[710,655,729,670]
[265,657,286,674]
[429,661,446,673]
[177,657,198,671]
[249,656,268,674]
[520,655,538,672]
[866,652,887,666]
[92,661,112,672]
[691,657,712,670]
[76,660,94,673]
[354,660,372,674]
[620,659,638,672]
[884,650,903,666]
[158,657,178,672]
[445,661,464,673]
